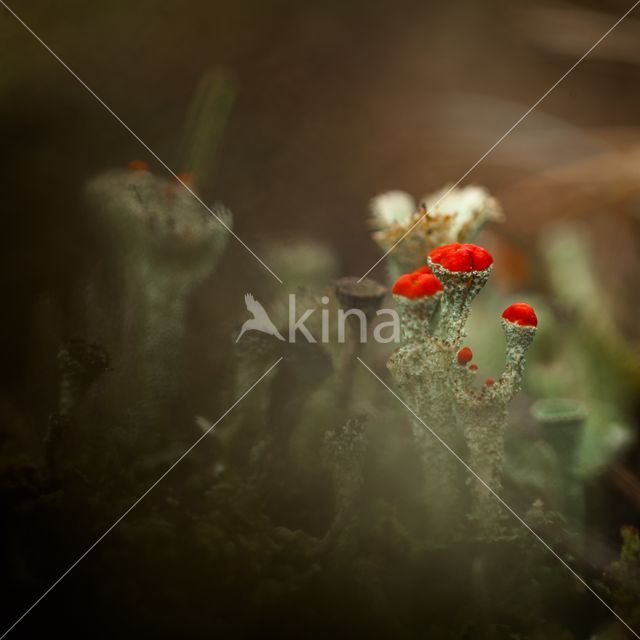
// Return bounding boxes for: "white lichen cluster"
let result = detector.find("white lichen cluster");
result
[370,184,503,277]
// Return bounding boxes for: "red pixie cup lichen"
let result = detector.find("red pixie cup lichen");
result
[501,303,538,327]
[428,243,493,273]
[426,243,493,344]
[392,269,443,299]
[457,347,473,365]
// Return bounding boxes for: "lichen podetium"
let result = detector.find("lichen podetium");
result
[388,243,537,539]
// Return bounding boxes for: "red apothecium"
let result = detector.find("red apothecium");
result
[393,269,443,299]
[501,303,538,327]
[429,243,493,272]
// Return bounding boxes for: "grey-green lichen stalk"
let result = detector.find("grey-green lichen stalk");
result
[387,244,538,539]
[321,415,369,553]
[83,163,232,433]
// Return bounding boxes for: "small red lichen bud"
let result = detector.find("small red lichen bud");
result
[502,302,538,327]
[429,243,493,272]
[457,347,473,365]
[392,269,443,299]
[128,159,149,172]
[485,377,495,386]
[469,364,478,371]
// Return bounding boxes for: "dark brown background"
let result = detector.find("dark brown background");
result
[2,0,640,405]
